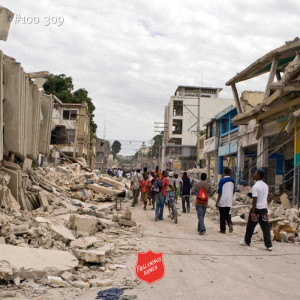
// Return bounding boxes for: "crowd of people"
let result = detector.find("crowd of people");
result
[125,165,273,251]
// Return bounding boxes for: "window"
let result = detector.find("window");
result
[66,129,76,143]
[221,119,229,134]
[173,100,183,116]
[63,110,77,120]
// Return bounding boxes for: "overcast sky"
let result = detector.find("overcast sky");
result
[1,0,300,154]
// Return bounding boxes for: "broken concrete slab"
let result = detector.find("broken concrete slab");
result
[70,236,98,249]
[69,214,99,235]
[0,244,78,281]
[75,249,106,263]
[87,184,120,195]
[49,224,75,243]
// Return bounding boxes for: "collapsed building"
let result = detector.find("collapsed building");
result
[225,38,300,203]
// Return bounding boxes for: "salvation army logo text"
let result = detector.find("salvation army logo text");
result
[135,250,165,285]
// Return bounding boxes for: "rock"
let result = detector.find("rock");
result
[35,217,52,224]
[13,277,21,286]
[75,249,106,263]
[280,193,291,209]
[47,276,68,287]
[112,215,119,222]
[279,231,289,242]
[0,236,6,244]
[96,279,113,287]
[70,236,98,249]
[0,291,16,298]
[231,216,247,225]
[61,271,76,282]
[273,221,295,241]
[0,244,78,281]
[98,218,117,229]
[49,224,75,243]
[120,209,132,221]
[72,281,91,288]
[118,219,136,227]
[9,224,29,235]
[87,184,119,195]
[69,214,99,235]
[273,207,285,218]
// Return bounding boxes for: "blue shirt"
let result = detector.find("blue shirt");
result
[218,176,235,207]
[181,177,191,196]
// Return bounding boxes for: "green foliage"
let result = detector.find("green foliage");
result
[147,134,162,158]
[43,74,97,133]
[111,140,122,158]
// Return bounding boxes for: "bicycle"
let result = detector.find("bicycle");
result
[167,190,178,224]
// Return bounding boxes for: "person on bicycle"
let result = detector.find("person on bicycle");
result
[191,173,213,235]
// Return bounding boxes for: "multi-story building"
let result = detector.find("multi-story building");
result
[204,105,238,183]
[51,100,91,164]
[163,85,234,170]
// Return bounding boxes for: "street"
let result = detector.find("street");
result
[75,199,300,300]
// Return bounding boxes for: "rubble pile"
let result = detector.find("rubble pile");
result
[0,161,138,296]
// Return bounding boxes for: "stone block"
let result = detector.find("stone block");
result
[49,224,75,243]
[72,281,91,288]
[69,214,99,235]
[96,279,113,287]
[75,249,106,263]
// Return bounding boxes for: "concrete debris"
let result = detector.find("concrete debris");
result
[47,276,69,288]
[0,244,78,281]
[75,249,106,263]
[96,278,113,287]
[0,159,138,296]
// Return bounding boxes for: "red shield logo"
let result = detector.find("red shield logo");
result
[135,250,165,285]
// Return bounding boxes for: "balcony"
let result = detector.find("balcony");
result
[204,136,219,153]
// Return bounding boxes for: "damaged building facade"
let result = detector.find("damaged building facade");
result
[225,38,300,203]
[163,85,234,170]
[51,101,91,165]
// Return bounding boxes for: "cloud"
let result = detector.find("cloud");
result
[1,0,300,154]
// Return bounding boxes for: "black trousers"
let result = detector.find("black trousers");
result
[219,207,232,233]
[244,208,272,248]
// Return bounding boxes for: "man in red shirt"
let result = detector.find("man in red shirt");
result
[157,171,174,220]
[140,173,151,210]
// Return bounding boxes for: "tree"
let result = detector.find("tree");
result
[43,74,97,133]
[111,140,122,159]
[148,134,163,158]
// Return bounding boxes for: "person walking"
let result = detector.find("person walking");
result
[239,170,273,251]
[157,171,174,220]
[216,167,235,233]
[131,169,142,207]
[140,173,151,210]
[149,172,156,210]
[191,173,213,235]
[174,174,181,204]
[154,166,162,178]
[180,172,191,213]
[152,175,164,221]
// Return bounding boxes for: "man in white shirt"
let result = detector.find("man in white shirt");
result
[240,170,273,251]
[216,168,235,233]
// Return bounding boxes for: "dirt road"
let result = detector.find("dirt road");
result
[77,200,300,300]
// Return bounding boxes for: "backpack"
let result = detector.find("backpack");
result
[152,179,162,193]
[196,187,208,204]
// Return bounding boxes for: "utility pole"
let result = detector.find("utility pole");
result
[196,90,201,164]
